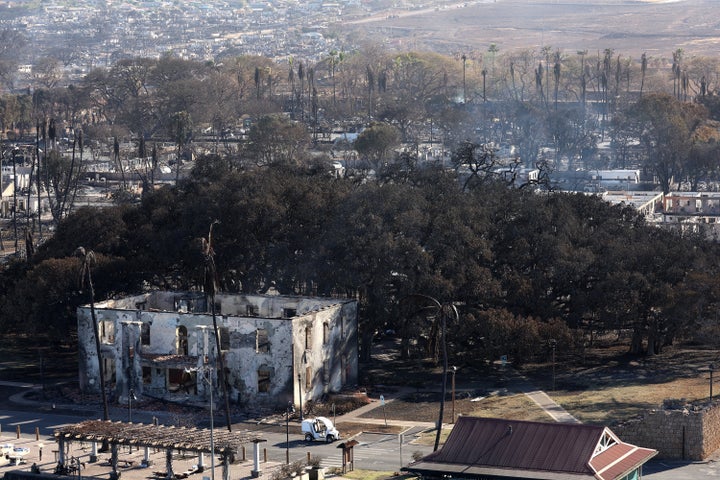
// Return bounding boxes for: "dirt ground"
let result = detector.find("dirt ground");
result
[357,338,720,427]
[342,0,720,58]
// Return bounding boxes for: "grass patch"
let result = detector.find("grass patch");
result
[360,390,549,424]
[458,393,551,422]
[336,421,405,437]
[552,376,710,424]
[330,469,417,480]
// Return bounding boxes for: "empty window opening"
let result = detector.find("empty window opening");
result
[181,369,197,394]
[167,368,186,393]
[323,360,330,385]
[323,322,330,344]
[142,366,152,385]
[341,356,346,384]
[258,367,272,393]
[103,357,116,385]
[100,320,115,344]
[256,328,269,353]
[246,305,259,316]
[141,323,151,346]
[305,326,312,350]
[305,366,312,391]
[175,299,189,313]
[177,326,188,355]
[219,327,230,351]
[283,308,297,318]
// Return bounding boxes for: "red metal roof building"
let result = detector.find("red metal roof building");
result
[404,417,657,480]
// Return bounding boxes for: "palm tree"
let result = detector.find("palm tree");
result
[672,49,683,100]
[487,43,499,96]
[366,65,374,118]
[577,50,588,109]
[113,136,126,190]
[401,294,458,452]
[553,50,561,110]
[461,54,467,103]
[535,62,544,103]
[328,50,344,106]
[170,111,191,184]
[297,61,305,120]
[254,66,261,100]
[77,246,110,421]
[541,46,553,108]
[481,67,487,102]
[288,57,295,118]
[307,66,315,125]
[202,220,232,431]
[640,53,647,97]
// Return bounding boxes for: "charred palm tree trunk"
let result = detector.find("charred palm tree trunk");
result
[77,247,110,421]
[434,306,448,452]
[401,294,457,452]
[640,53,647,97]
[203,221,232,431]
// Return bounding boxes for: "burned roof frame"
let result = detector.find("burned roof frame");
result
[54,420,259,455]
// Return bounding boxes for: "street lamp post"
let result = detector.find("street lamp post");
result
[451,366,457,423]
[11,146,18,253]
[186,366,215,480]
[550,339,557,392]
[710,364,715,404]
[285,401,295,464]
[206,370,215,480]
[297,373,304,421]
[128,389,137,422]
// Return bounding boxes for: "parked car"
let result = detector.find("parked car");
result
[301,417,340,443]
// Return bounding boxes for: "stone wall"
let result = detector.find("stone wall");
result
[613,402,720,460]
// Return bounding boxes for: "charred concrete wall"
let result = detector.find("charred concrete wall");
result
[77,291,357,410]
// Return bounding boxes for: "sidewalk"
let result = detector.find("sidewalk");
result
[504,370,580,424]
[334,387,436,431]
[4,381,179,426]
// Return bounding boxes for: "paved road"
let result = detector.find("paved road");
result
[2,381,720,478]
[643,457,720,479]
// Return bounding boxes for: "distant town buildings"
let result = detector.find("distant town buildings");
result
[0,0,464,90]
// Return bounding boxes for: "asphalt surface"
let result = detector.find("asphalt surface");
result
[0,380,436,477]
[2,380,720,479]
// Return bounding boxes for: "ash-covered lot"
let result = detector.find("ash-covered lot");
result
[343,0,720,57]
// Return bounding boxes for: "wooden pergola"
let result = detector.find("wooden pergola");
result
[54,420,260,480]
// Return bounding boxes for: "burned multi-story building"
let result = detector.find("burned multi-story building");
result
[77,291,358,410]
